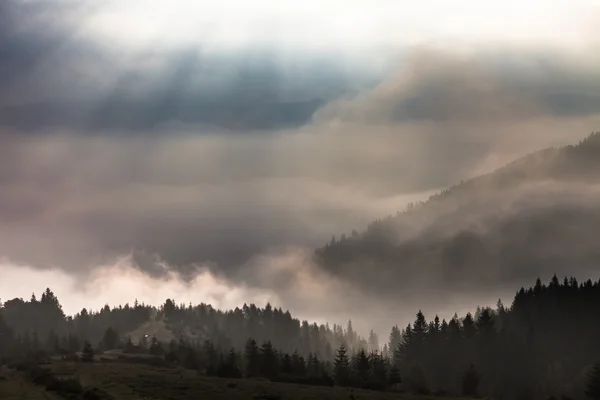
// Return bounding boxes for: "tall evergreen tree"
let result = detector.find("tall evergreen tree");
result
[333,344,350,386]
[259,340,278,379]
[352,348,370,385]
[244,338,260,377]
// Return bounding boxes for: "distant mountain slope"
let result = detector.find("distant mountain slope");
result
[314,132,600,293]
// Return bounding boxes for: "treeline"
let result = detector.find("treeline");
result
[383,275,600,399]
[4,275,600,399]
[0,289,372,361]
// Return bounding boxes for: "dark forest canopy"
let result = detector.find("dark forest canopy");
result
[3,275,600,399]
[315,132,600,292]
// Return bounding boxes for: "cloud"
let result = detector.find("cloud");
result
[316,50,600,124]
[1,1,600,330]
[1,49,599,274]
[0,249,509,336]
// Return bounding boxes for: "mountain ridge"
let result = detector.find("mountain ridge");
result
[314,132,600,293]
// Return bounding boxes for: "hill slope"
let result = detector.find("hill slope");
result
[315,132,600,292]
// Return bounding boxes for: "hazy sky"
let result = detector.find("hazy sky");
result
[1,0,600,334]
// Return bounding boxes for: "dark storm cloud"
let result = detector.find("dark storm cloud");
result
[0,48,599,281]
[0,0,371,132]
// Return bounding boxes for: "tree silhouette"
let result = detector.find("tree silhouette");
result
[259,340,278,379]
[352,348,370,385]
[218,348,242,378]
[5,273,600,397]
[244,338,260,377]
[333,344,350,386]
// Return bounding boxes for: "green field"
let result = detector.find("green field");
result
[0,360,472,400]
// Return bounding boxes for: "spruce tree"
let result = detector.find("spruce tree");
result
[397,324,413,362]
[202,340,218,375]
[352,348,370,385]
[218,348,242,378]
[259,340,278,379]
[333,344,350,386]
[244,338,260,377]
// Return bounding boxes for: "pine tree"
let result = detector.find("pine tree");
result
[352,348,370,385]
[333,344,350,386]
[81,340,94,362]
[586,362,600,399]
[259,340,278,379]
[244,338,260,377]
[368,329,379,352]
[369,351,387,384]
[413,311,428,343]
[476,309,495,337]
[218,348,242,378]
[202,340,218,375]
[397,324,413,362]
[463,313,476,339]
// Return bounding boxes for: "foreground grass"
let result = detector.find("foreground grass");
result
[1,360,472,400]
[0,369,58,400]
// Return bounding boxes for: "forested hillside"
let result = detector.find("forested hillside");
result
[3,275,600,398]
[315,132,600,292]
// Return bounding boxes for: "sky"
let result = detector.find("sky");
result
[1,0,600,334]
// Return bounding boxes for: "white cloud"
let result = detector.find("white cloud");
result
[83,0,599,52]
